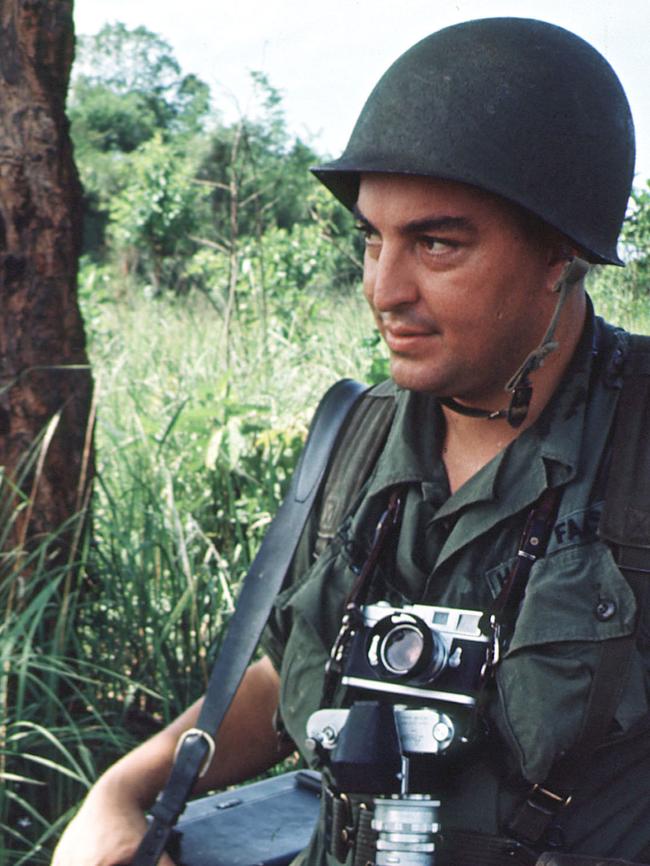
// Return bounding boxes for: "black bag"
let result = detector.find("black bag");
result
[167,770,321,866]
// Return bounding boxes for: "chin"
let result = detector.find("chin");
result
[388,358,448,394]
[389,357,502,401]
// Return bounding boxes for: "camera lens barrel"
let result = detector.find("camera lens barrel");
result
[370,613,450,683]
[372,795,441,866]
[381,624,426,675]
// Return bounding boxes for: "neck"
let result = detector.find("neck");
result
[441,291,587,494]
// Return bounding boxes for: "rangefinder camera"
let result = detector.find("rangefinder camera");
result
[341,602,489,707]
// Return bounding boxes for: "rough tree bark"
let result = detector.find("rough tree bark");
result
[0,0,93,572]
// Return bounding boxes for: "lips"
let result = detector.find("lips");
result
[385,325,432,337]
[382,325,436,353]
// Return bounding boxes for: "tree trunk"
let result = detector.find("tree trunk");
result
[0,0,93,575]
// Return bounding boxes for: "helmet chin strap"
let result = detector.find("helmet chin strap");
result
[439,257,589,429]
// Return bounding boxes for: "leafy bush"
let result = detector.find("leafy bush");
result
[108,133,204,291]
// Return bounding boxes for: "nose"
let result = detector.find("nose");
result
[364,242,419,313]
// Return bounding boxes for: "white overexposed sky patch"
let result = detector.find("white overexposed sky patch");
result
[73,0,649,184]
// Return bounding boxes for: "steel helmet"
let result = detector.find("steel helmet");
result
[313,18,635,265]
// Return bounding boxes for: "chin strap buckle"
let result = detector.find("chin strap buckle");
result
[506,378,534,428]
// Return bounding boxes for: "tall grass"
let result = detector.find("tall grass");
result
[0,281,382,863]
[589,264,650,331]
[0,264,647,863]
[81,285,383,712]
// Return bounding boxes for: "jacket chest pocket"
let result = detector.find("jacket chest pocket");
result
[491,541,638,783]
[275,544,358,763]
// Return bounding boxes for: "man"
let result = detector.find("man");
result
[53,17,644,866]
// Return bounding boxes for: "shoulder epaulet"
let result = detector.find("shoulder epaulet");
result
[600,333,650,575]
[314,381,397,556]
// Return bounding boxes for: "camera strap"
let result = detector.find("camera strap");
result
[321,486,407,708]
[131,378,368,866]
[481,486,563,674]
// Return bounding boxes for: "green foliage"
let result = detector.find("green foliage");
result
[75,23,180,91]
[623,181,650,258]
[108,134,203,288]
[360,332,391,385]
[194,93,321,237]
[183,192,360,324]
[70,23,212,259]
[72,23,209,137]
[586,184,650,326]
[0,435,133,863]
[0,279,384,860]
[240,223,357,308]
[0,562,134,863]
[587,266,650,330]
[70,79,161,155]
[620,180,650,292]
[70,23,363,305]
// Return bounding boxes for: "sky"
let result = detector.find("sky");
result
[73,0,650,185]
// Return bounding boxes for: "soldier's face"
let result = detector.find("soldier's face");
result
[357,174,568,403]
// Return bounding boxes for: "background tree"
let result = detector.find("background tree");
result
[109,132,202,291]
[623,182,650,268]
[69,22,211,256]
[0,1,93,570]
[68,30,361,308]
[195,73,324,240]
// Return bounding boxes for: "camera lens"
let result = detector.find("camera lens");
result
[381,625,424,675]
[368,612,449,683]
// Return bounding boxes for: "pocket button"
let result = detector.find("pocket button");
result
[595,598,616,621]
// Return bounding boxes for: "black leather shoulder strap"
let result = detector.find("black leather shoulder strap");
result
[132,378,367,866]
[314,379,397,556]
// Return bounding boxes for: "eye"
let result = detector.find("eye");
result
[419,236,457,256]
[355,222,381,245]
[355,223,382,260]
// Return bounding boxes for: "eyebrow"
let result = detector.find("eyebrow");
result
[353,204,476,236]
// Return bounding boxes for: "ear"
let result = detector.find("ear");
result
[562,257,590,287]
[544,241,581,291]
[547,236,577,264]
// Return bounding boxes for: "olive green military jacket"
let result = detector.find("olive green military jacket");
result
[263,314,650,863]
